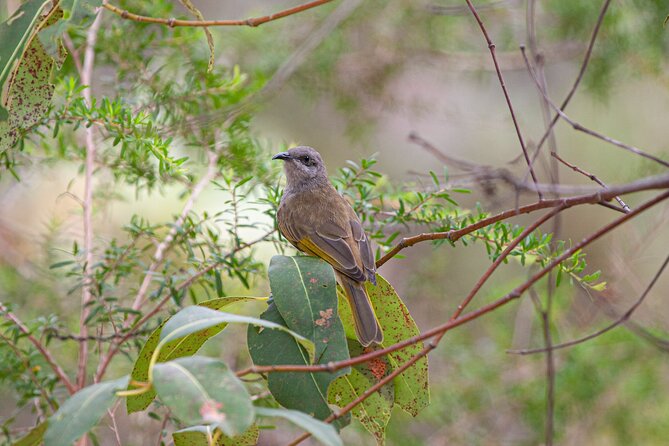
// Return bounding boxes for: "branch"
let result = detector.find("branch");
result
[103,0,335,28]
[239,188,669,379]
[286,189,669,445]
[522,0,613,167]
[509,252,669,355]
[0,303,76,395]
[463,0,543,198]
[76,4,104,391]
[521,47,669,168]
[375,172,669,268]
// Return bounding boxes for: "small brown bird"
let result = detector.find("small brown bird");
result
[273,146,383,346]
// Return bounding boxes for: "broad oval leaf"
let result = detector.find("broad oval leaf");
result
[337,274,430,416]
[248,256,351,429]
[328,340,394,445]
[153,357,254,437]
[127,296,261,413]
[255,407,343,446]
[158,305,314,360]
[44,376,129,446]
[172,425,259,446]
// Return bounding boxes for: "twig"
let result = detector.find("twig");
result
[129,150,221,313]
[463,0,543,199]
[76,4,104,391]
[103,0,334,28]
[375,172,669,268]
[552,152,630,212]
[0,303,76,394]
[285,189,669,445]
[510,253,669,355]
[94,230,272,381]
[520,47,669,169]
[521,0,613,167]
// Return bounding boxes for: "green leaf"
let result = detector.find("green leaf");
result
[127,296,263,413]
[268,256,350,363]
[328,340,393,445]
[38,0,102,58]
[173,425,259,446]
[11,421,47,446]
[248,256,351,429]
[158,305,314,361]
[0,0,51,110]
[255,407,343,446]
[337,274,430,416]
[0,7,58,153]
[153,357,254,437]
[44,376,129,446]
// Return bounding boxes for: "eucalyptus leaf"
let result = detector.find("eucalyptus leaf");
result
[127,296,262,413]
[44,376,129,446]
[11,421,47,446]
[153,357,254,437]
[337,274,430,416]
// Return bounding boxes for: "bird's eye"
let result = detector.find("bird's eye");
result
[303,156,311,165]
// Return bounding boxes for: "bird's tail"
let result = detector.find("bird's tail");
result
[339,275,383,347]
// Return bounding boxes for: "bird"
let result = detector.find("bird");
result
[272,146,383,347]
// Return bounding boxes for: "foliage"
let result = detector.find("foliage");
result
[0,1,667,445]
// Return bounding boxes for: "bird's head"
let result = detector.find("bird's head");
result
[272,146,327,185]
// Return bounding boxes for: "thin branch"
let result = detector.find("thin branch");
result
[463,0,542,199]
[94,230,272,381]
[0,303,76,394]
[103,0,334,28]
[129,150,221,313]
[521,47,669,169]
[552,152,630,212]
[510,253,669,355]
[521,0,613,167]
[76,4,104,391]
[285,189,669,445]
[375,172,669,268]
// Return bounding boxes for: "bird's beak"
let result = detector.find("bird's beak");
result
[272,152,291,161]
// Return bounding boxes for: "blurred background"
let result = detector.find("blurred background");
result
[1,0,669,444]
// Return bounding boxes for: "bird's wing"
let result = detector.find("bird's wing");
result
[350,217,376,284]
[278,205,367,282]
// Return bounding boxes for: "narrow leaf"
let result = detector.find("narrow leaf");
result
[11,421,47,446]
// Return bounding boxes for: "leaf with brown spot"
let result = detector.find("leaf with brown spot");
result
[337,274,430,416]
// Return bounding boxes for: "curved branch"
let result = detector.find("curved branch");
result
[103,0,334,28]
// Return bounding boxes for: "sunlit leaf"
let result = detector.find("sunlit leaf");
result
[11,421,47,446]
[127,296,262,413]
[153,357,254,437]
[44,376,129,446]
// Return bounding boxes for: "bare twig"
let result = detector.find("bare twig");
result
[552,152,630,212]
[76,4,104,390]
[521,47,669,169]
[510,253,669,355]
[0,303,76,394]
[463,0,542,198]
[103,0,334,28]
[521,0,613,167]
